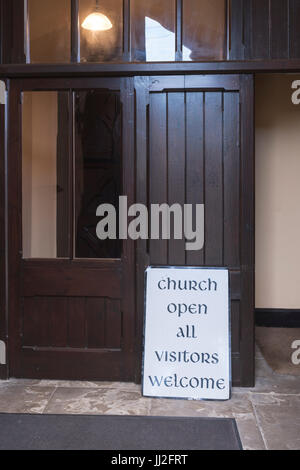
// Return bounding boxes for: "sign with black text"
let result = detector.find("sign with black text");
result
[142,267,231,400]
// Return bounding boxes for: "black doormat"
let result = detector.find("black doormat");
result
[0,413,242,450]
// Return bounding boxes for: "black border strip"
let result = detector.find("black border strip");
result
[255,309,300,328]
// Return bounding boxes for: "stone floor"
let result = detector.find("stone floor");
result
[0,343,299,450]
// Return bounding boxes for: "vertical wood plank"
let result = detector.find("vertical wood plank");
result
[229,0,245,60]
[0,98,6,377]
[231,300,241,354]
[242,0,253,60]
[123,0,130,61]
[29,298,50,347]
[68,297,87,348]
[289,0,300,58]
[251,0,270,59]
[175,0,183,61]
[204,92,223,266]
[71,0,79,63]
[105,299,122,349]
[270,0,289,59]
[149,92,168,265]
[134,76,150,382]
[7,80,23,375]
[120,78,135,368]
[48,297,68,347]
[223,92,240,268]
[186,92,204,266]
[86,298,106,348]
[239,74,255,387]
[22,298,38,346]
[167,92,185,265]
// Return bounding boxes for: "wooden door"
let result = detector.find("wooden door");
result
[135,75,255,387]
[8,78,136,381]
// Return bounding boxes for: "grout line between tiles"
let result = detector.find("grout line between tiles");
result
[42,387,58,414]
[249,395,269,450]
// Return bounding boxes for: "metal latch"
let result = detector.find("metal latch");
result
[0,81,6,105]
[0,340,6,365]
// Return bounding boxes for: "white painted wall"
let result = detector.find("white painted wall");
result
[22,92,58,258]
[255,74,300,308]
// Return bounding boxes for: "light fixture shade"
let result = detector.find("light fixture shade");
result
[81,12,113,31]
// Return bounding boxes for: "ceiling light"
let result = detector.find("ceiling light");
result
[81,1,112,32]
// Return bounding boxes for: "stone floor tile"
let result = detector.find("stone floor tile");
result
[149,392,252,419]
[0,385,55,414]
[250,374,300,395]
[44,387,151,416]
[35,380,140,392]
[0,379,41,387]
[250,393,300,450]
[235,415,266,451]
[255,356,274,378]
[255,343,264,359]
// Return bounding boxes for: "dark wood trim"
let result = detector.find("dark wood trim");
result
[7,80,23,377]
[175,0,183,61]
[227,0,232,59]
[0,82,7,379]
[123,0,130,62]
[1,61,300,78]
[134,76,150,383]
[120,78,137,379]
[0,0,3,65]
[2,0,26,64]
[256,309,300,328]
[239,74,255,387]
[71,0,79,63]
[9,77,123,92]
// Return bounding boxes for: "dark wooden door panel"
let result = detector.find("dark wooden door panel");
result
[22,296,122,351]
[135,75,254,387]
[148,89,241,270]
[22,261,122,298]
[8,78,136,381]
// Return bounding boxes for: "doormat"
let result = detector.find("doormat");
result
[256,327,300,376]
[0,414,242,450]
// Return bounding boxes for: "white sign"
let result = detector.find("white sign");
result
[142,267,231,400]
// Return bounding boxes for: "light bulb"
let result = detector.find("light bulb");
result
[81,12,113,31]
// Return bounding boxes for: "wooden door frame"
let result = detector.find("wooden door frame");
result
[5,76,137,381]
[0,79,7,379]
[1,73,254,386]
[134,74,255,387]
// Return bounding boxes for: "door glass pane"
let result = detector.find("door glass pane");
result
[28,0,71,63]
[182,0,226,61]
[79,0,123,62]
[75,91,122,259]
[22,92,70,259]
[131,0,175,62]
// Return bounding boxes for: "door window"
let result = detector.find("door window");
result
[74,90,122,258]
[22,91,70,258]
[22,89,122,259]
